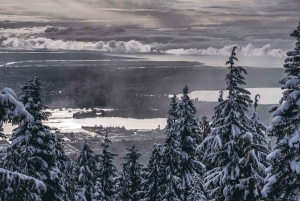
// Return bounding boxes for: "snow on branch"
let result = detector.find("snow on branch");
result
[0,168,46,200]
[0,88,33,124]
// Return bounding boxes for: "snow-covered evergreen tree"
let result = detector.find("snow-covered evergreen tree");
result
[94,132,118,201]
[262,22,300,201]
[140,143,163,201]
[4,76,69,201]
[175,85,205,200]
[0,168,46,201]
[117,144,144,201]
[75,141,98,201]
[199,47,269,201]
[160,95,182,201]
[63,160,77,201]
[0,87,36,201]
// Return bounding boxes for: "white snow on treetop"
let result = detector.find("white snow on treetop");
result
[0,87,33,124]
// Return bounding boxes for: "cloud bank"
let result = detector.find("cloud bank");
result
[164,43,286,57]
[0,35,286,57]
[0,26,58,38]
[0,36,152,53]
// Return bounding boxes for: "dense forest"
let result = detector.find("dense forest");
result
[0,22,299,201]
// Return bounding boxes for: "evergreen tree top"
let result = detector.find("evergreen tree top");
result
[225,46,250,98]
[200,115,211,140]
[201,115,208,123]
[19,76,50,122]
[226,46,238,65]
[101,132,112,150]
[149,142,161,159]
[210,46,252,127]
[176,85,198,154]
[166,95,178,130]
[251,94,263,127]
[254,94,260,112]
[118,144,144,200]
[218,90,223,102]
[168,95,178,116]
[211,47,252,129]
[213,46,253,119]
[76,141,97,169]
[122,144,142,162]
[178,85,197,115]
[183,85,189,95]
[146,142,162,174]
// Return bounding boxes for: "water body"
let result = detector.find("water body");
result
[108,53,285,68]
[2,108,166,134]
[176,88,282,105]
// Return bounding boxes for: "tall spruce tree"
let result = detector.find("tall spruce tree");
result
[94,132,118,201]
[0,87,38,201]
[161,95,182,201]
[4,76,70,201]
[140,143,163,201]
[117,144,144,201]
[74,141,98,201]
[175,85,205,200]
[262,22,300,201]
[199,47,269,201]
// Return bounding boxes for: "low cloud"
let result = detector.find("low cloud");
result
[164,44,238,56]
[241,43,285,57]
[164,43,286,57]
[0,26,59,38]
[0,35,287,57]
[0,36,152,53]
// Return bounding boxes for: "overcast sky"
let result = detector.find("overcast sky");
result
[0,0,299,56]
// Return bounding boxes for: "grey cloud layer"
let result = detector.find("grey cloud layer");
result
[0,0,298,57]
[0,32,287,58]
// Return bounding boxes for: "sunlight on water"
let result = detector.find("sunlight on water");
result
[174,88,282,105]
[2,108,167,134]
